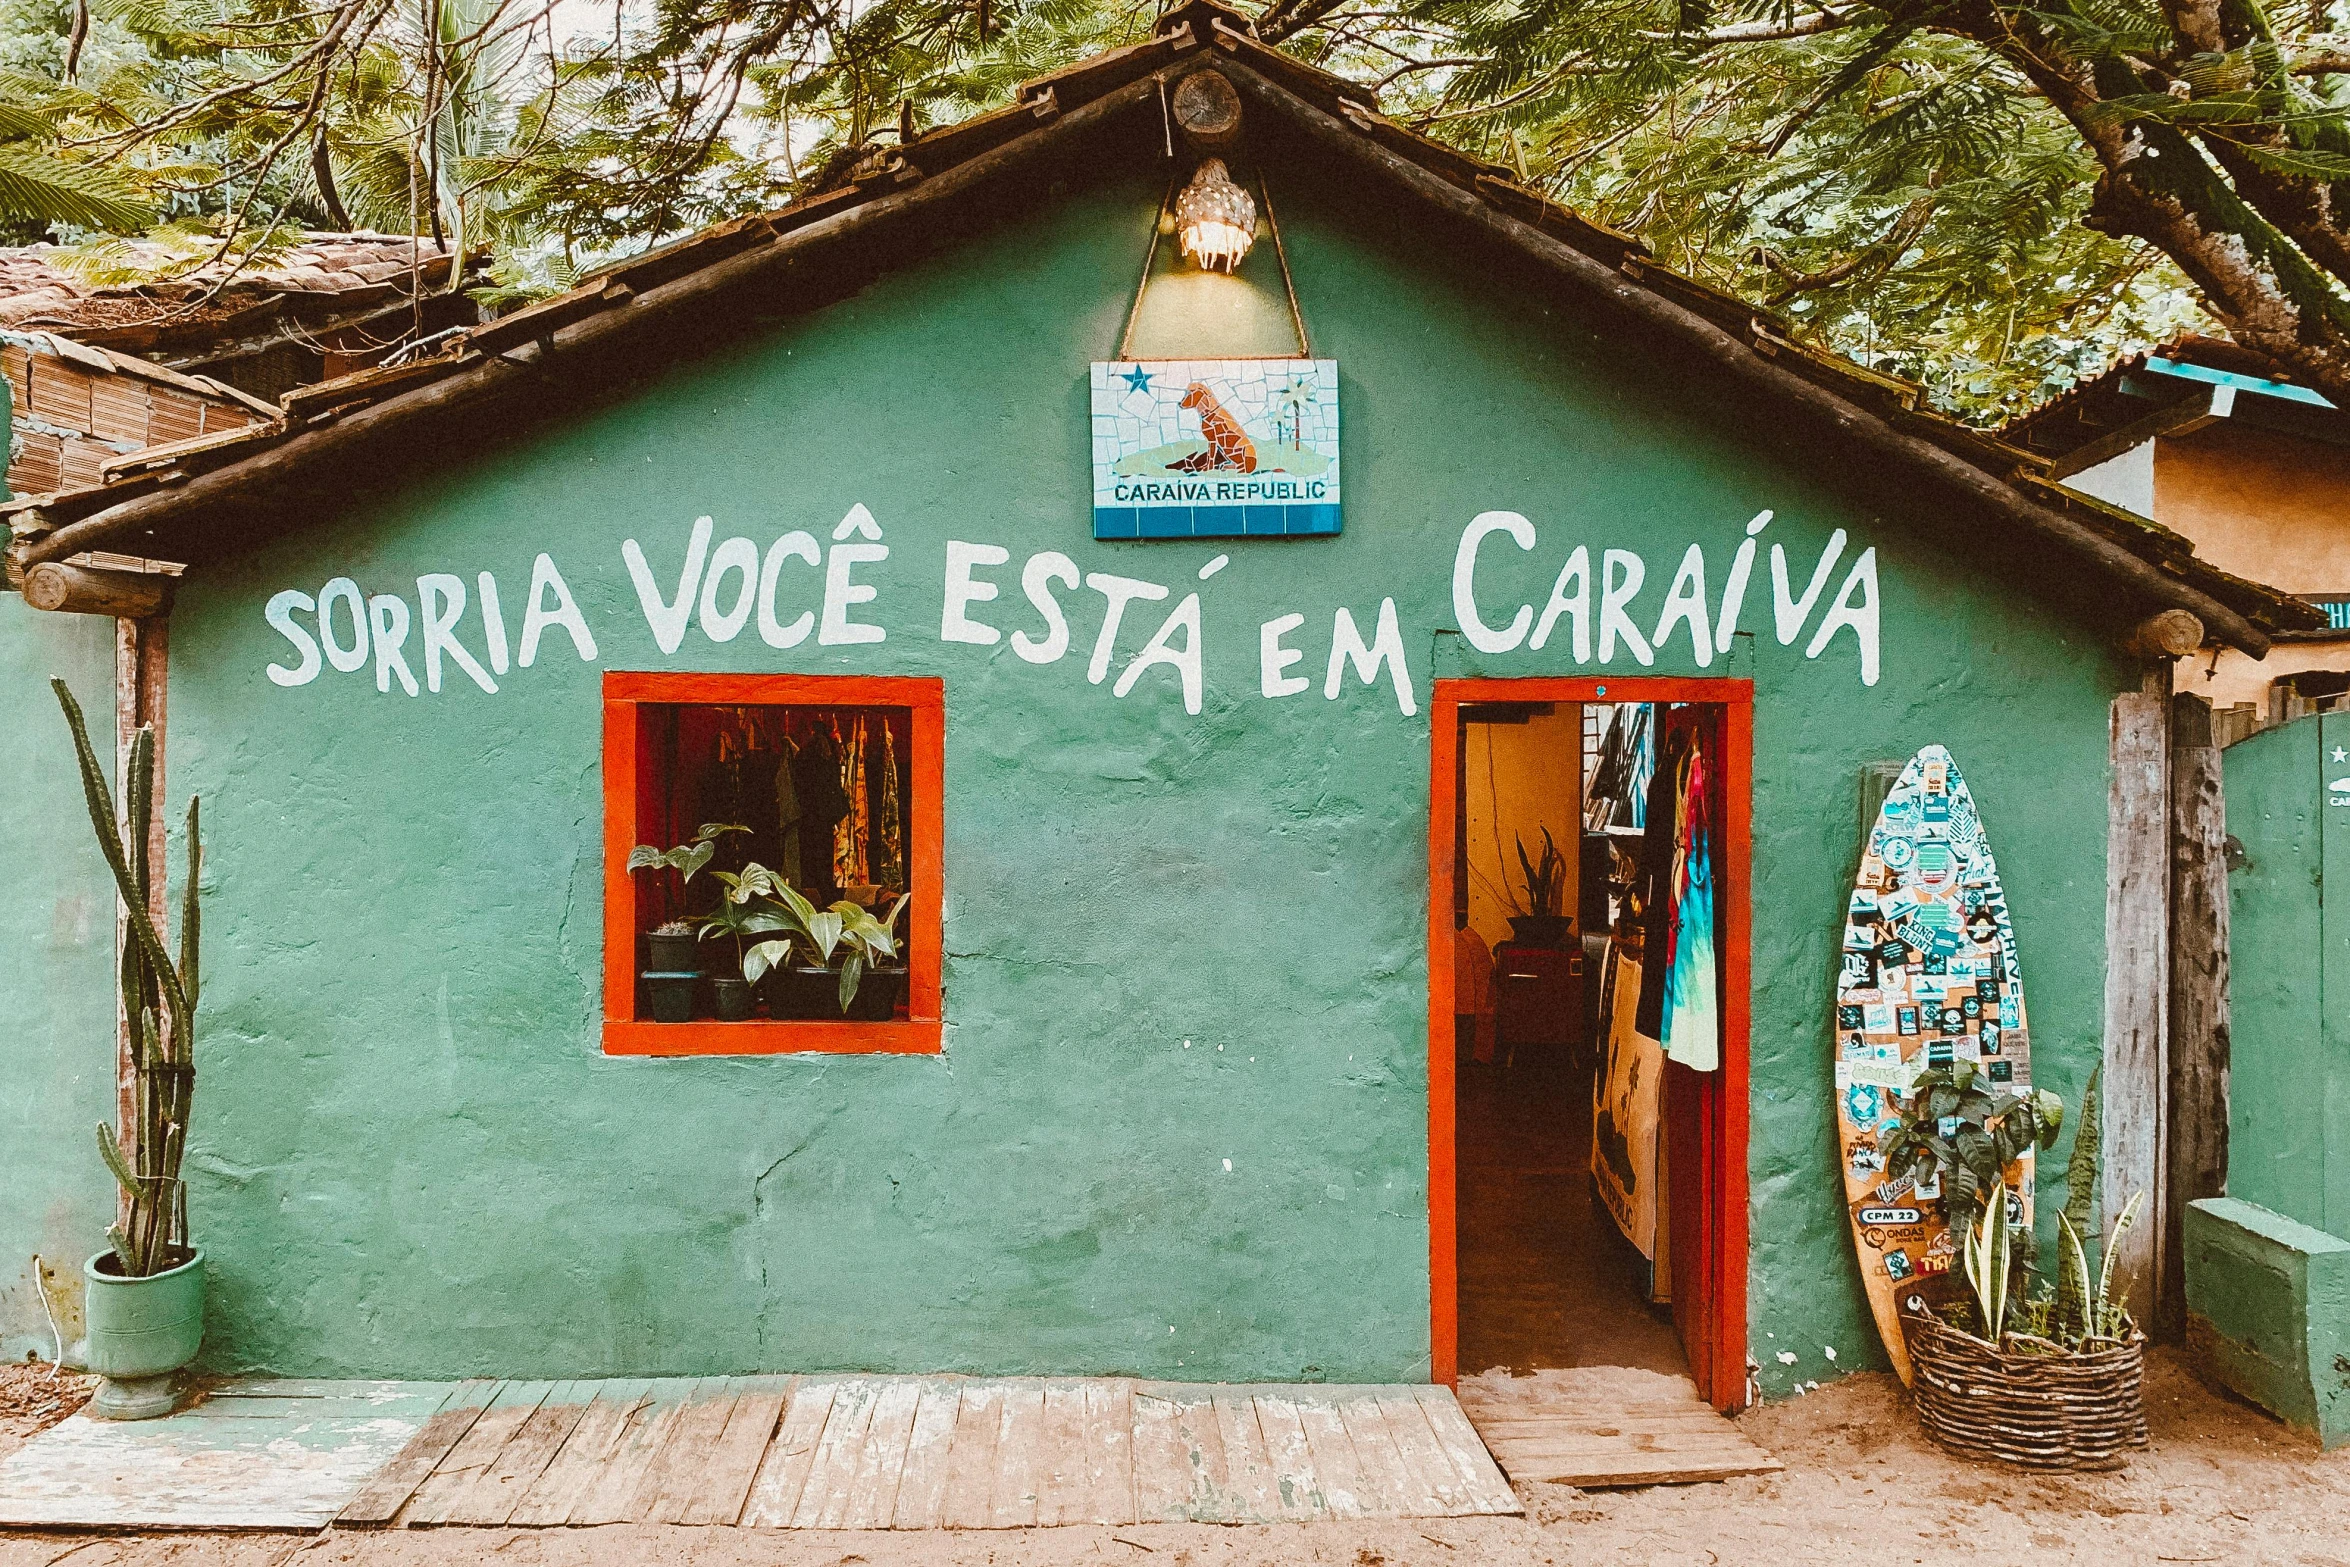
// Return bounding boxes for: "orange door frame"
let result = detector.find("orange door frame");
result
[1428,676,1753,1411]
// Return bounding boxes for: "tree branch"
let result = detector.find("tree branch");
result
[1641,7,1868,46]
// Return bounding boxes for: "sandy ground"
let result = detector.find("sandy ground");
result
[0,1364,91,1453]
[3,1350,2347,1566]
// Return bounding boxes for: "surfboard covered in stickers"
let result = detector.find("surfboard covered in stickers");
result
[1832,744,2033,1385]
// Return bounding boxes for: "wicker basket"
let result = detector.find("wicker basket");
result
[1901,1302,2150,1470]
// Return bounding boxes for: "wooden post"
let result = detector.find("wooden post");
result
[111,613,169,1196]
[2163,691,2230,1340]
[2105,679,2170,1330]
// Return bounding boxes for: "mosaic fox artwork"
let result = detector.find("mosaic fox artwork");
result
[1171,382,1258,473]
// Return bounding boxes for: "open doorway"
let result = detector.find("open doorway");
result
[1429,679,1751,1416]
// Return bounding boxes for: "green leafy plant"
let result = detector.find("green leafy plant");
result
[1918,1064,2143,1350]
[626,822,748,886]
[1881,1061,2065,1236]
[746,886,912,1012]
[1965,1175,2016,1343]
[54,679,199,1279]
[1514,827,1566,918]
[697,862,792,976]
[2048,1066,2142,1345]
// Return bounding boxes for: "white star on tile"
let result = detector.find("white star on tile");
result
[2335,746,2347,764]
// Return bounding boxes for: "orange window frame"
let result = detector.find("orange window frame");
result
[601,670,944,1056]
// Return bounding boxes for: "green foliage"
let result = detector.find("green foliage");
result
[1880,1060,2064,1235]
[1923,1060,2140,1350]
[696,897,787,970]
[53,678,199,1279]
[20,0,2350,411]
[745,885,911,1011]
[2056,1062,2102,1329]
[1965,1174,2015,1342]
[1514,827,1566,918]
[626,822,748,887]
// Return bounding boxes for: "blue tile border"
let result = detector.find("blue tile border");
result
[1094,503,1344,540]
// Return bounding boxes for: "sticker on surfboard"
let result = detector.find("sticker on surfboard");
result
[1834,744,2032,1385]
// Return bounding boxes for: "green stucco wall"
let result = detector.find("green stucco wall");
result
[0,173,2128,1392]
[0,596,119,1361]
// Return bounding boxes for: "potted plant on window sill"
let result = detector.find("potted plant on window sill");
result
[699,864,792,1021]
[628,823,745,971]
[629,824,744,1019]
[55,681,206,1420]
[748,888,912,1020]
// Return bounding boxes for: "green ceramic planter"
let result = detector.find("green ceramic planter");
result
[83,1247,204,1418]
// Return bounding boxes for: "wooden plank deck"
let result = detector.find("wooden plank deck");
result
[0,1380,453,1529]
[365,1375,1515,1527]
[0,1375,1519,1530]
[1457,1367,1781,1490]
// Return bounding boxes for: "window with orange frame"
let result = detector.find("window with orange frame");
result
[602,671,942,1055]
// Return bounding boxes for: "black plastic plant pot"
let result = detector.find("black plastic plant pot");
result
[645,931,701,971]
[711,976,756,1022]
[1506,915,1574,949]
[846,966,909,1023]
[642,971,698,1023]
[767,966,839,1021]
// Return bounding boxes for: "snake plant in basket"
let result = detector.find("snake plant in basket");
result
[1889,1065,2151,1469]
[54,679,204,1419]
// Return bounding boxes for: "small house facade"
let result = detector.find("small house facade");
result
[0,4,2315,1405]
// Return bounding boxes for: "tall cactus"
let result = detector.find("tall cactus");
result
[53,679,199,1279]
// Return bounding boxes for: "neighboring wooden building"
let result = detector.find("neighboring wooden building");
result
[0,2,2321,1410]
[2,332,275,499]
[2006,337,2350,737]
[0,233,479,403]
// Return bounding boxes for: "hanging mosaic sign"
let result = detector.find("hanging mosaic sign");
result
[1089,358,1341,539]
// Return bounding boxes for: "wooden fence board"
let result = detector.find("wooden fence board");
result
[567,1378,699,1527]
[937,1379,1005,1529]
[638,1379,744,1524]
[988,1379,1047,1528]
[679,1376,792,1527]
[794,1377,880,1529]
[842,1376,923,1528]
[1080,1377,1136,1526]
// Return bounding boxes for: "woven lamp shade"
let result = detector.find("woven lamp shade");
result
[1174,159,1257,272]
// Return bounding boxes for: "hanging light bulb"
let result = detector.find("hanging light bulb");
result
[1174,158,1257,273]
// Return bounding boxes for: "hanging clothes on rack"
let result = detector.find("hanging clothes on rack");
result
[694,711,776,872]
[1633,718,1689,1037]
[1586,703,1656,832]
[774,735,804,885]
[833,716,870,886]
[1632,707,1723,1070]
[874,718,905,891]
[790,717,849,893]
[1660,732,1721,1072]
